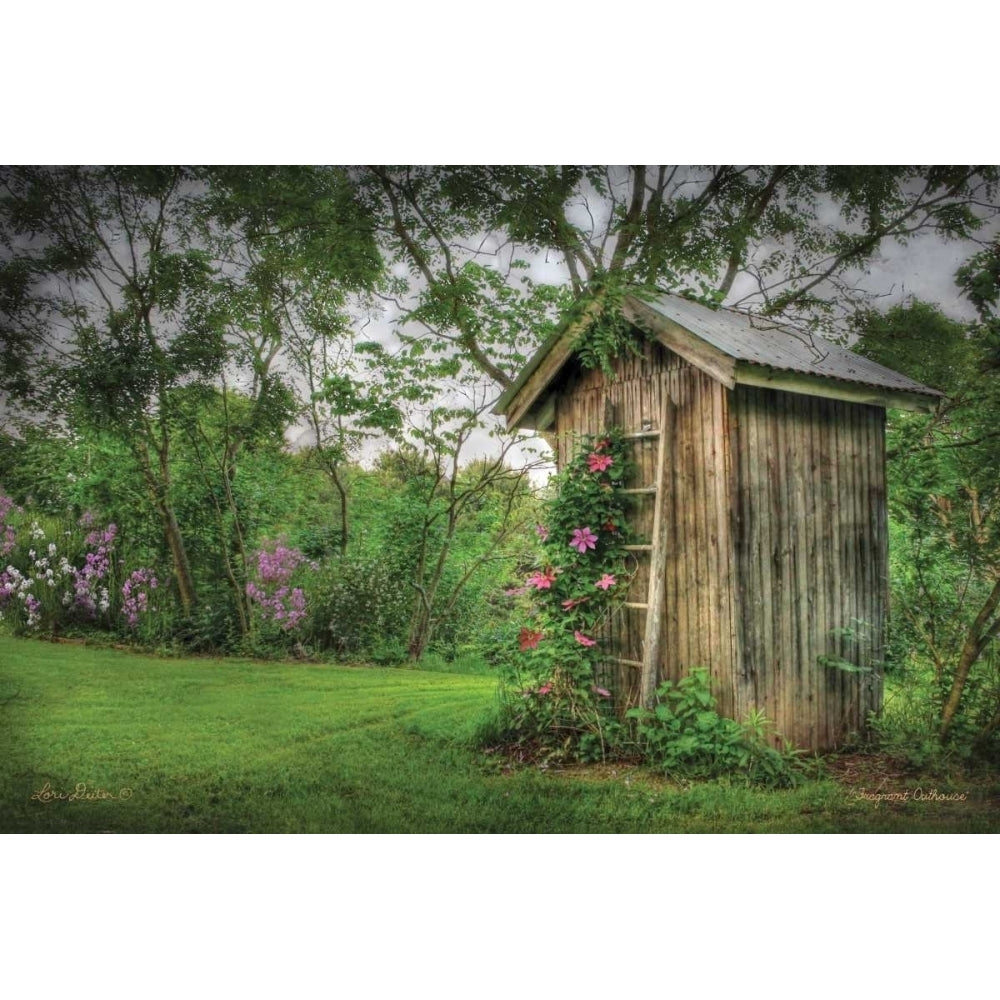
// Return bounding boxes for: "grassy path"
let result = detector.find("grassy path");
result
[1,636,996,833]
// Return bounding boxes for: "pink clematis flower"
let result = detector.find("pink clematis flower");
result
[594,573,616,591]
[570,527,598,554]
[591,685,612,698]
[526,567,558,590]
[561,596,590,610]
[574,631,597,647]
[536,683,553,696]
[587,452,613,473]
[519,628,543,652]
[535,523,549,542]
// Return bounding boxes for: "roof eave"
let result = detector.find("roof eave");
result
[493,296,610,428]
[734,362,944,412]
[492,322,568,419]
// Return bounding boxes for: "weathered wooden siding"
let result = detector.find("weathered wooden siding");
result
[552,341,738,722]
[548,341,886,752]
[732,385,885,749]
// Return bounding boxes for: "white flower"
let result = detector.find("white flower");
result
[47,543,57,556]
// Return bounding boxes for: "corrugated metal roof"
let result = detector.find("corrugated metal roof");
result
[646,293,943,398]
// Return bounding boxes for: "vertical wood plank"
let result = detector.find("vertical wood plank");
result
[808,394,826,749]
[774,390,793,746]
[791,395,813,747]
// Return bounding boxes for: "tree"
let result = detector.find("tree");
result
[0,166,224,611]
[359,166,1000,389]
[856,289,1000,746]
[0,166,384,618]
[200,166,385,562]
[395,403,543,661]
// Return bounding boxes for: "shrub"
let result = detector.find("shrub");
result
[303,556,411,658]
[171,599,244,654]
[626,669,807,788]
[245,542,315,633]
[871,651,1000,771]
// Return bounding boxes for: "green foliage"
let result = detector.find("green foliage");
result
[853,300,976,398]
[818,622,877,676]
[856,296,1000,756]
[301,556,411,657]
[956,241,1000,321]
[570,278,650,378]
[871,667,960,773]
[626,670,807,788]
[0,410,541,664]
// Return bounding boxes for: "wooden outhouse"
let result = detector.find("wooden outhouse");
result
[495,293,941,751]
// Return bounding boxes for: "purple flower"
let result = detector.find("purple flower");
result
[569,527,598,554]
[0,493,16,557]
[122,567,158,628]
[246,543,311,631]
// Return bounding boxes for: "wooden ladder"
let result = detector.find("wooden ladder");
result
[608,391,671,707]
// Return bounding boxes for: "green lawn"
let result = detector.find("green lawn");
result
[1,635,996,833]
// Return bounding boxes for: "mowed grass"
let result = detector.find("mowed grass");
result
[1,635,997,833]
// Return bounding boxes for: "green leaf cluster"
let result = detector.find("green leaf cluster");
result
[626,669,807,788]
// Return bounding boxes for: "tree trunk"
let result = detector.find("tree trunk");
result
[135,439,198,615]
[331,464,350,558]
[162,503,198,614]
[407,604,432,661]
[940,575,1000,739]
